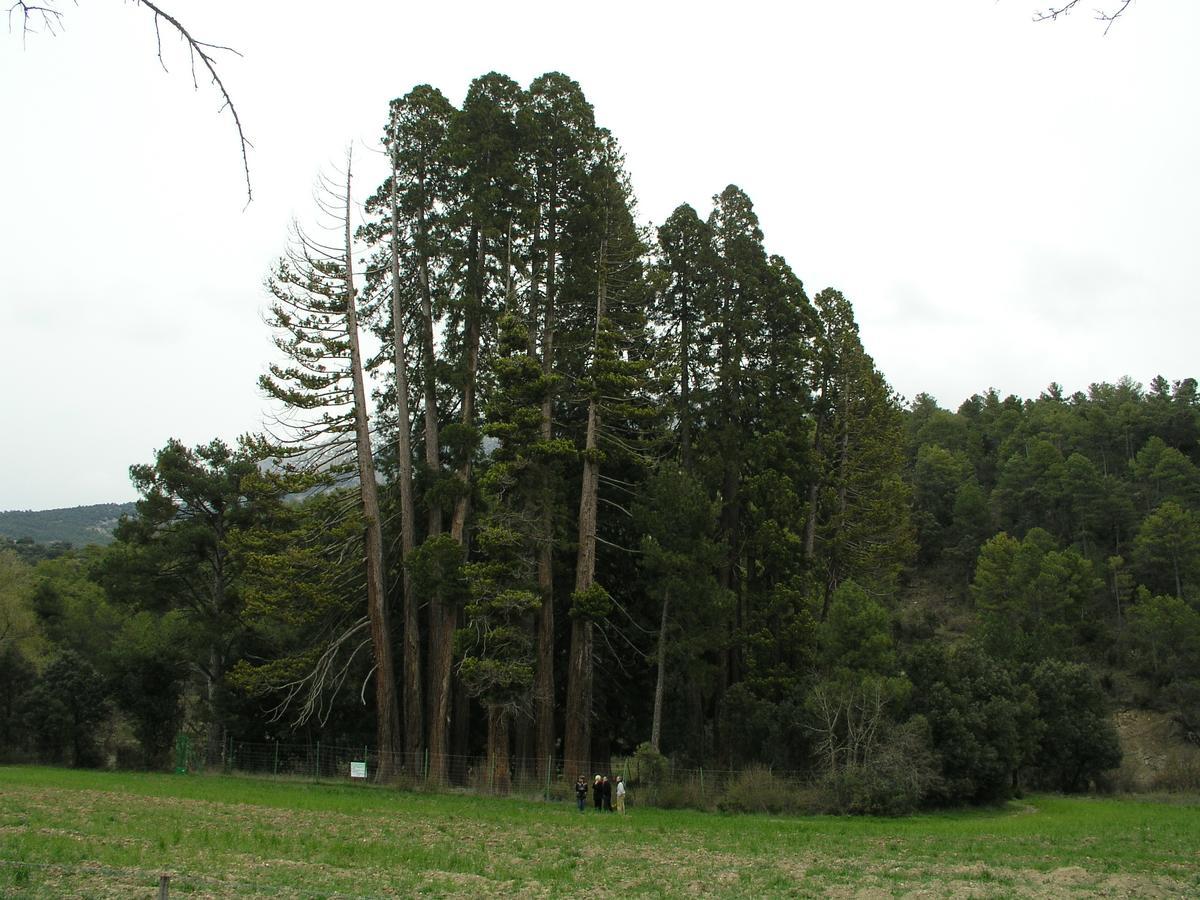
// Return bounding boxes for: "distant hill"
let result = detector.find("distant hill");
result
[0,502,136,547]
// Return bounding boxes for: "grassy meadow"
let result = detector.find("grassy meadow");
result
[1,766,1198,898]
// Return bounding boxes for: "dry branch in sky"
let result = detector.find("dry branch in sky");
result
[1034,0,1136,34]
[8,0,253,204]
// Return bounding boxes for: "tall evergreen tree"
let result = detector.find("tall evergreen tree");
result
[459,313,557,791]
[523,72,600,775]
[259,154,402,778]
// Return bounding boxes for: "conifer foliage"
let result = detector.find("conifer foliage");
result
[16,71,1199,812]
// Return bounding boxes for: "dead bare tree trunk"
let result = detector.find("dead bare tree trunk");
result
[651,590,669,751]
[343,156,401,780]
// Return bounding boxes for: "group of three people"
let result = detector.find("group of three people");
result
[575,773,625,814]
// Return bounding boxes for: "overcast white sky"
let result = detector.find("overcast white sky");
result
[2,1,1197,511]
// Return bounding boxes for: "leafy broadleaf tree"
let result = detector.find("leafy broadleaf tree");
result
[20,650,108,767]
[108,610,190,769]
[1027,658,1122,792]
[905,640,1039,804]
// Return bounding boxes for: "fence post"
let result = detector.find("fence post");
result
[158,873,170,899]
[544,755,552,801]
[424,747,429,783]
[700,767,704,797]
[315,741,321,783]
[273,740,279,777]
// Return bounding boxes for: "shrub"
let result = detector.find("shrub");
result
[652,779,709,811]
[630,742,668,786]
[716,766,797,815]
[814,718,940,816]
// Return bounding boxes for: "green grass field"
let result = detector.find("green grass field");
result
[1,767,1197,897]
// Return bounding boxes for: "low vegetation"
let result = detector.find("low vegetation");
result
[1,767,1198,897]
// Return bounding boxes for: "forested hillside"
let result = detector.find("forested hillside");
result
[0,503,134,547]
[2,72,1197,813]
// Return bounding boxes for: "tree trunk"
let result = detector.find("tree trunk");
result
[452,673,470,783]
[804,409,826,562]
[343,159,401,780]
[390,170,423,773]
[416,194,443,540]
[651,590,669,751]
[488,705,511,794]
[450,230,483,543]
[426,600,453,785]
[534,188,559,781]
[429,230,483,785]
[679,282,693,471]
[563,237,606,781]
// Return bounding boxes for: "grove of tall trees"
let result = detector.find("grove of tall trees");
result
[3,72,1198,813]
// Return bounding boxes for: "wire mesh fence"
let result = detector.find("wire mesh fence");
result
[0,857,382,899]
[170,735,804,809]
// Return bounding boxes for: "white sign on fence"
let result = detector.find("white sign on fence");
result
[350,761,367,779]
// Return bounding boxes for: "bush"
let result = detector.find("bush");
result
[630,742,668,786]
[716,766,798,815]
[652,779,710,811]
[814,718,941,816]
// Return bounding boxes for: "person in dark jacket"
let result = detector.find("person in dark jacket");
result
[601,775,613,812]
[592,774,603,810]
[575,776,588,811]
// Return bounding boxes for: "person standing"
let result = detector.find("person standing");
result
[575,776,588,812]
[601,775,613,812]
[615,775,626,815]
[593,774,603,811]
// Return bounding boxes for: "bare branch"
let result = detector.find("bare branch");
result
[1033,0,1136,34]
[8,2,65,42]
[9,1,253,203]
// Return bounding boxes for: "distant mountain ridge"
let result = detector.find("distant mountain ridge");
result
[0,502,136,546]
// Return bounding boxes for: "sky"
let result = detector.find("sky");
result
[2,0,1197,511]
